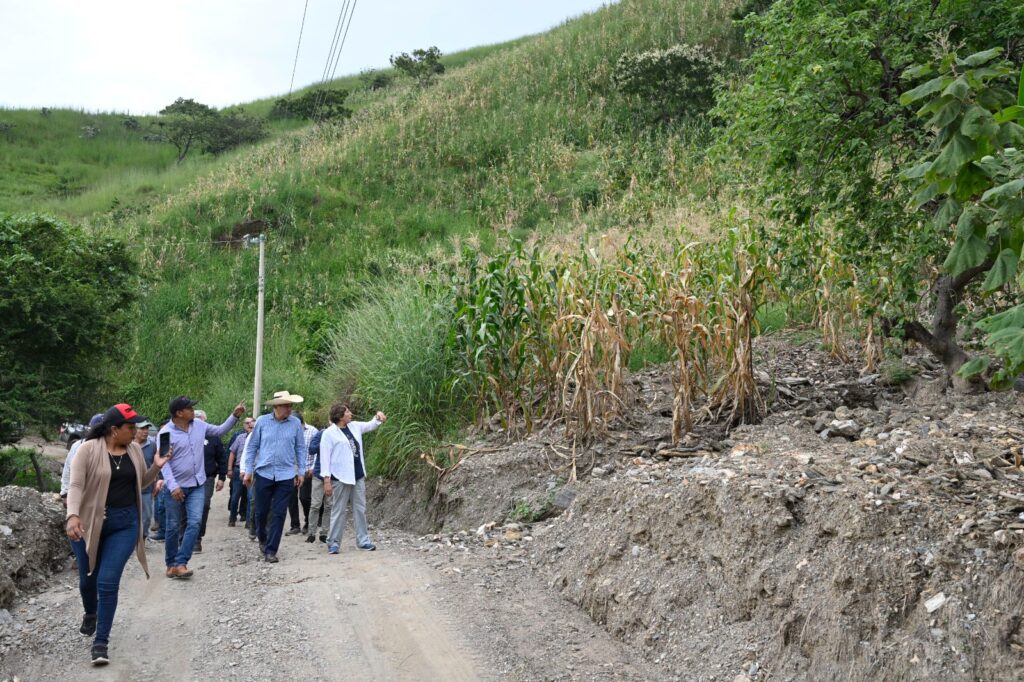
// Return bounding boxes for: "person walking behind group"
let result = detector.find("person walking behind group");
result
[134,421,157,540]
[226,417,255,527]
[191,410,227,553]
[320,403,387,554]
[65,403,172,665]
[242,391,306,563]
[304,425,329,544]
[287,413,318,536]
[60,414,104,505]
[160,396,244,579]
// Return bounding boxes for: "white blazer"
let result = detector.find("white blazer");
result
[320,418,381,484]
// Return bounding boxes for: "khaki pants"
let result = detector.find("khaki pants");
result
[308,476,332,535]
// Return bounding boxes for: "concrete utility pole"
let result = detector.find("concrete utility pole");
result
[252,233,266,412]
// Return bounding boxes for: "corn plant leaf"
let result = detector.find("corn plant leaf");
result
[1019,62,1024,106]
[994,105,1024,123]
[982,248,1019,291]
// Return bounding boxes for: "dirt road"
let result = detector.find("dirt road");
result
[0,486,659,681]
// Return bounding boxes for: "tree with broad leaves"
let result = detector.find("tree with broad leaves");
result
[899,48,1024,389]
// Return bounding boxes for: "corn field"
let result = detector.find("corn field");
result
[446,225,771,444]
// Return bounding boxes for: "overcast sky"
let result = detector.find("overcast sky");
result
[1,0,611,114]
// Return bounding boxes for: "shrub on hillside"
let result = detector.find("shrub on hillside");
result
[359,69,393,91]
[122,117,140,131]
[390,46,445,86]
[269,88,352,122]
[612,44,722,123]
[0,121,13,139]
[201,108,267,155]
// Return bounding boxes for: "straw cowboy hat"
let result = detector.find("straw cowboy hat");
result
[264,390,305,406]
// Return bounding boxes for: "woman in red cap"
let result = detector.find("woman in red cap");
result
[65,403,172,666]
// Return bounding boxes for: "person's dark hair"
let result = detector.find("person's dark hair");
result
[84,421,114,441]
[329,402,350,424]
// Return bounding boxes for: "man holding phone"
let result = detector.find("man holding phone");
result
[159,395,245,579]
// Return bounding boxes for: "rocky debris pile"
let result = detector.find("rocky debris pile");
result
[0,487,66,610]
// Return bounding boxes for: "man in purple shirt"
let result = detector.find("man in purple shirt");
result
[159,395,245,579]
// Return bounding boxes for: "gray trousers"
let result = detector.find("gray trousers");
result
[327,478,370,547]
[309,477,332,535]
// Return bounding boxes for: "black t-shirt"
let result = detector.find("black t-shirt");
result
[340,427,365,481]
[106,453,137,508]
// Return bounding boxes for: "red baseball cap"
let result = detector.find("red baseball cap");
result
[102,403,147,427]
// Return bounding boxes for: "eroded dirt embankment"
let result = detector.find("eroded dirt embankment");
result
[372,339,1024,681]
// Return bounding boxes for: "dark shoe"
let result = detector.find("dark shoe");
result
[358,543,377,551]
[286,527,302,536]
[264,553,279,563]
[91,644,109,666]
[301,524,309,534]
[228,518,236,527]
[80,613,97,636]
[193,539,203,553]
[248,530,257,540]
[259,541,266,554]
[319,534,327,543]
[305,534,315,543]
[151,535,165,541]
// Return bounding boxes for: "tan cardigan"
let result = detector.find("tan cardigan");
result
[66,438,162,577]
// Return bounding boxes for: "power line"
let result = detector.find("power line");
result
[311,0,358,123]
[287,0,312,96]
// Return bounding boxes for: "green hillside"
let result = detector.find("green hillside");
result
[118,0,743,430]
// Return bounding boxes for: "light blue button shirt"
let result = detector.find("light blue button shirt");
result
[242,413,306,481]
[159,415,237,491]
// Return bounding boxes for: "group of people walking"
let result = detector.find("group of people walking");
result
[60,389,388,666]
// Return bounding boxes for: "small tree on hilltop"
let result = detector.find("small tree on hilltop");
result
[390,46,445,86]
[159,97,217,162]
[201,108,267,155]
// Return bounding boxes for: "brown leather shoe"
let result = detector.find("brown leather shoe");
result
[168,565,194,579]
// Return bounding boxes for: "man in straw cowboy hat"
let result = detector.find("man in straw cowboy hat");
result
[241,391,307,563]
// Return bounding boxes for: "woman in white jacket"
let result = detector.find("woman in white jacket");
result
[320,402,386,554]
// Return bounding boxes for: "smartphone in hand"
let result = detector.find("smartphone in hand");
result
[159,431,171,456]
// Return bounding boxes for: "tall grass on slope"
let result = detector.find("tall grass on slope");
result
[322,285,470,477]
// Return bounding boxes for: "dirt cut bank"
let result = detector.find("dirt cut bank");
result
[398,339,1024,681]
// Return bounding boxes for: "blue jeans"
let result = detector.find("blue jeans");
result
[164,484,205,567]
[70,505,138,646]
[228,467,246,521]
[253,474,293,554]
[153,487,168,539]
